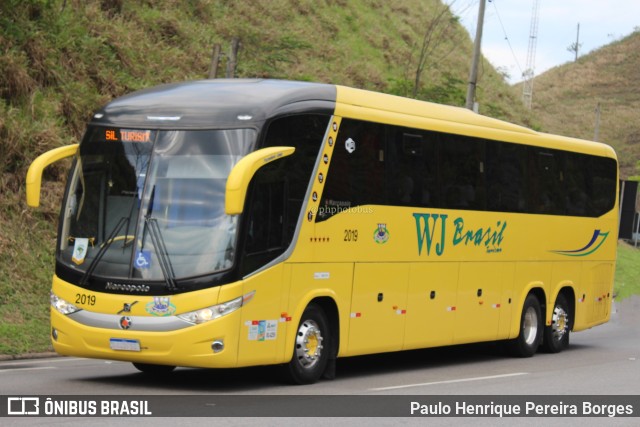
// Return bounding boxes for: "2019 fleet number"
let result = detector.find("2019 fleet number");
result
[76,293,96,306]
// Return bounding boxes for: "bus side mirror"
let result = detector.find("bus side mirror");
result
[225,146,295,215]
[26,144,79,208]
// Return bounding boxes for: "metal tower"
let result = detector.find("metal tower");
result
[522,0,540,109]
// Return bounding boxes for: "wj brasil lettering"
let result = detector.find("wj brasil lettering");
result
[413,213,507,256]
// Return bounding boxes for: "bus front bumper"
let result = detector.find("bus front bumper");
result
[50,308,242,369]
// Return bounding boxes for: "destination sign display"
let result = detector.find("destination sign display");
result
[105,129,152,143]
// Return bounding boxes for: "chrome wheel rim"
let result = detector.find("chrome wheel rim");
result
[551,306,569,341]
[295,319,324,369]
[523,306,539,346]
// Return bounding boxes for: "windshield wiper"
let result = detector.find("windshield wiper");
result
[79,216,128,287]
[143,217,178,291]
[141,185,178,291]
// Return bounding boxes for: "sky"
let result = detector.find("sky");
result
[451,0,640,83]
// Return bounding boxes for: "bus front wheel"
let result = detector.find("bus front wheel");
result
[508,294,542,357]
[283,303,330,385]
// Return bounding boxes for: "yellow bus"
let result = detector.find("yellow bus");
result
[27,80,618,384]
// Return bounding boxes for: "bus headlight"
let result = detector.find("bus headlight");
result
[177,290,255,325]
[50,291,81,315]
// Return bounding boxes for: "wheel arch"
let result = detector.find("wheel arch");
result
[285,292,341,363]
[308,296,340,359]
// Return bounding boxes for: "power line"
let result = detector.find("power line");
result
[490,0,524,78]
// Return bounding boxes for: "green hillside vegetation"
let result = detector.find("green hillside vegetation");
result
[0,0,532,355]
[614,241,640,300]
[2,0,634,356]
[527,30,640,178]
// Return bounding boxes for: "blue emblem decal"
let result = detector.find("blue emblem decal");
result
[135,250,151,269]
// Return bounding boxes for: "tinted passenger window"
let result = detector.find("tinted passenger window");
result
[387,130,437,207]
[318,119,385,221]
[317,118,617,221]
[439,134,485,210]
[486,140,527,213]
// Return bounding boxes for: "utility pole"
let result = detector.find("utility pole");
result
[465,0,487,111]
[574,23,580,61]
[594,102,601,141]
[522,0,540,109]
[568,23,581,61]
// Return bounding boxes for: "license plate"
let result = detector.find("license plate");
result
[110,338,141,352]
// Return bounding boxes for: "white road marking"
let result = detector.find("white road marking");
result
[0,366,56,373]
[0,357,84,366]
[369,372,529,391]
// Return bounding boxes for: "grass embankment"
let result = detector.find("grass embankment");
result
[613,241,640,300]
[528,31,640,178]
[0,190,58,355]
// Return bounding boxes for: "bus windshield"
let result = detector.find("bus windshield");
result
[58,126,256,283]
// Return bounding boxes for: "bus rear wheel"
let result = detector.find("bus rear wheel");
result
[542,294,570,353]
[133,362,176,374]
[283,303,330,385]
[508,294,542,357]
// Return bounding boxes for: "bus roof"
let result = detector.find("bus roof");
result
[91,79,337,129]
[89,79,615,159]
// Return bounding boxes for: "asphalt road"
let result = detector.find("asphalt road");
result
[2,296,639,426]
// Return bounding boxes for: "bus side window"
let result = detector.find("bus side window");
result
[440,134,485,211]
[588,156,617,216]
[318,119,385,220]
[387,130,433,207]
[244,179,286,254]
[486,140,526,213]
[563,152,589,216]
[531,150,563,214]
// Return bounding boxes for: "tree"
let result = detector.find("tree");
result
[567,23,581,61]
[412,0,465,98]
[567,42,582,62]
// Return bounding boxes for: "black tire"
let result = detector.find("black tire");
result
[283,303,330,385]
[508,293,543,357]
[541,294,571,353]
[133,362,176,374]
